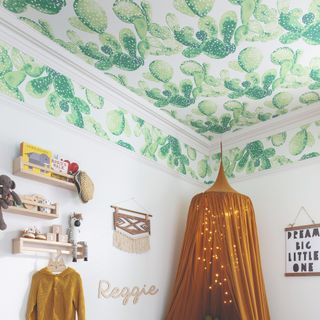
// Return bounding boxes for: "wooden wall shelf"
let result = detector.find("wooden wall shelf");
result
[13,238,84,258]
[6,202,59,219]
[13,157,76,191]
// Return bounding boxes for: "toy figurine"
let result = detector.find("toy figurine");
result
[0,175,22,230]
[67,213,88,262]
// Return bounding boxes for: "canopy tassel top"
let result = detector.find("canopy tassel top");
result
[166,144,270,320]
[206,144,238,194]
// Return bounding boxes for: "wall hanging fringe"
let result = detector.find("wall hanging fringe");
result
[111,205,152,254]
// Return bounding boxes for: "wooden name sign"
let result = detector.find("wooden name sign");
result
[98,280,159,305]
[285,223,320,276]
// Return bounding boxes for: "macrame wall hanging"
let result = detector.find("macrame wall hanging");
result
[111,205,152,254]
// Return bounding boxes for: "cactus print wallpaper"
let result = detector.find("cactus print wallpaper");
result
[0,40,213,183]
[2,0,320,141]
[210,120,320,181]
[1,40,319,185]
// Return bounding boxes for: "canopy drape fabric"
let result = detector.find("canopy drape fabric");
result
[166,191,270,320]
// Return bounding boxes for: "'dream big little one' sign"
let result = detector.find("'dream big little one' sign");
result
[285,223,320,276]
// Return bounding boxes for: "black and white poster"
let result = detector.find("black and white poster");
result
[285,223,320,276]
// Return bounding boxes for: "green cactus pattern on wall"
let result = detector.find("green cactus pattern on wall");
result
[1,0,320,183]
[0,40,212,183]
[210,121,320,181]
[2,0,320,140]
[1,40,319,184]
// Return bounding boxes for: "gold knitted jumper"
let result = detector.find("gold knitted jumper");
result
[26,267,85,320]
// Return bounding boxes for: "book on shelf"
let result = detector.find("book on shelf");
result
[20,142,52,177]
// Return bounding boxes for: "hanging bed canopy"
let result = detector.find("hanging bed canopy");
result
[166,146,270,320]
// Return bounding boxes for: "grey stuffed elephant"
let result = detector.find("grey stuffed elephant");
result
[0,175,22,230]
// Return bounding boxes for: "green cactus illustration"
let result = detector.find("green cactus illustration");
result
[184,0,214,17]
[3,71,26,88]
[186,145,197,160]
[84,116,109,139]
[190,113,233,134]
[223,47,277,100]
[142,78,195,108]
[3,0,320,180]
[74,27,145,72]
[197,158,212,178]
[3,0,66,14]
[0,47,13,77]
[113,0,148,39]
[149,60,173,83]
[279,9,320,45]
[309,68,320,89]
[236,140,275,172]
[263,91,293,115]
[198,99,217,116]
[289,128,308,155]
[270,47,310,89]
[229,0,280,43]
[85,88,104,109]
[299,91,320,104]
[173,11,237,59]
[132,116,167,161]
[106,110,126,135]
[22,64,97,128]
[117,140,135,151]
[238,47,262,73]
[300,152,320,160]
[158,136,190,174]
[224,73,275,100]
[270,132,287,146]
[74,0,108,34]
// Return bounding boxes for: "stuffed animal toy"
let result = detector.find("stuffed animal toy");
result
[67,213,88,262]
[0,175,22,230]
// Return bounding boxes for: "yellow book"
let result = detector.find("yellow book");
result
[20,142,52,177]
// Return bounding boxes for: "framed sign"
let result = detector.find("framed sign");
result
[285,223,320,276]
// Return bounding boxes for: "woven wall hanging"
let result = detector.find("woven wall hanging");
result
[111,205,152,254]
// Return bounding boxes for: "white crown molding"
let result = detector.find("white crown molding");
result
[0,93,205,188]
[0,11,211,154]
[211,103,320,151]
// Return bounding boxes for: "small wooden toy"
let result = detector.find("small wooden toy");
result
[57,234,68,243]
[52,225,62,234]
[47,233,56,242]
[67,213,88,262]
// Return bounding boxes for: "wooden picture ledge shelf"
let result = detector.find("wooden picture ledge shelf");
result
[13,157,76,191]
[5,201,59,219]
[13,238,84,258]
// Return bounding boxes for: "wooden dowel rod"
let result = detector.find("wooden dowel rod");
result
[110,205,153,217]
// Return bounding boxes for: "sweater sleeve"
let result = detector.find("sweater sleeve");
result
[75,275,86,320]
[26,274,38,320]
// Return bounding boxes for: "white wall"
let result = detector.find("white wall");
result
[233,162,320,320]
[3,99,319,320]
[0,102,202,320]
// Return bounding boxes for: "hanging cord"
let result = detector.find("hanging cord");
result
[288,206,316,227]
[111,197,152,216]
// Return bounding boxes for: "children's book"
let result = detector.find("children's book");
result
[52,154,68,174]
[20,142,52,176]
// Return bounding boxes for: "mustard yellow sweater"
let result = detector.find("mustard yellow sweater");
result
[26,267,85,320]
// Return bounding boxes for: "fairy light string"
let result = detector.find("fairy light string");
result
[196,196,243,308]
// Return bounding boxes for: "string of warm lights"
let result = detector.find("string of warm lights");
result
[196,204,241,307]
